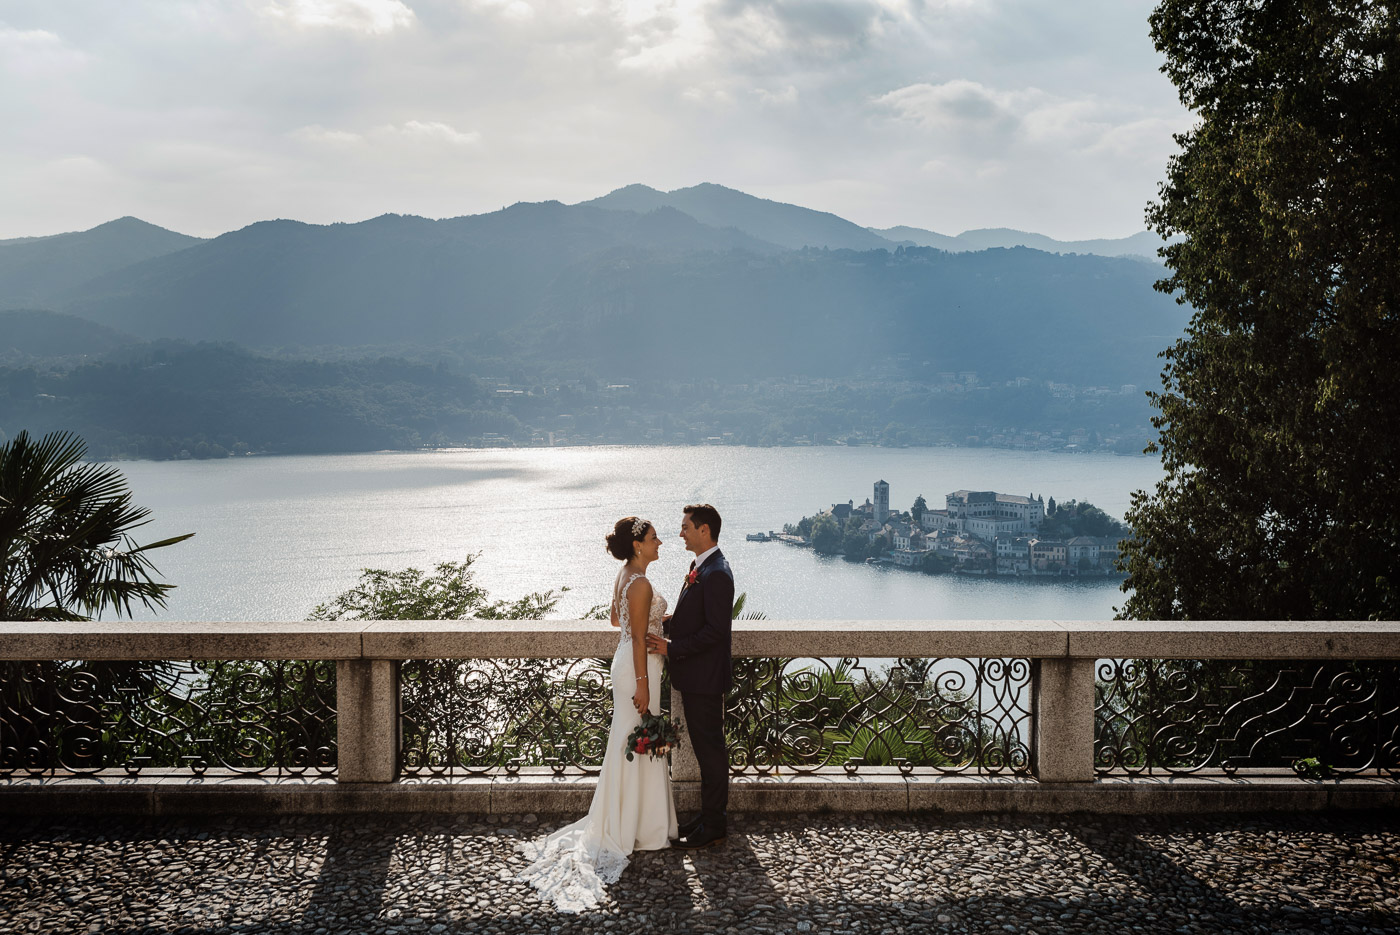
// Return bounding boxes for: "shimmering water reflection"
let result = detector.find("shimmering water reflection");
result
[110,446,1163,622]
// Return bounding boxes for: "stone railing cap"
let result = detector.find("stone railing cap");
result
[0,621,367,661]
[0,619,1395,661]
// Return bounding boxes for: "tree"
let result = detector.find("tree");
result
[1,430,192,620]
[1118,0,1400,620]
[809,514,843,555]
[1,430,192,774]
[911,495,927,522]
[921,551,953,575]
[305,557,610,776]
[840,531,864,559]
[308,556,566,621]
[1040,500,1131,542]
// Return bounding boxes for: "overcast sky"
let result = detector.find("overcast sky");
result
[1,0,1192,241]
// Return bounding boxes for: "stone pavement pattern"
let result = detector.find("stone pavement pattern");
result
[2,812,1398,934]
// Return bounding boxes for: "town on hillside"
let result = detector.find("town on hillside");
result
[770,480,1131,577]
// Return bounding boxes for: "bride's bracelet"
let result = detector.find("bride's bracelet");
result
[635,676,647,682]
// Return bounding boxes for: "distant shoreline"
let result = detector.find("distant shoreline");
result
[86,441,1161,465]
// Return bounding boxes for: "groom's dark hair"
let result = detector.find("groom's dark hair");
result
[684,503,722,541]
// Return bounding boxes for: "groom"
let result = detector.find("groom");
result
[646,502,733,850]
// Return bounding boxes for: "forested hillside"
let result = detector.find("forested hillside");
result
[0,185,1187,457]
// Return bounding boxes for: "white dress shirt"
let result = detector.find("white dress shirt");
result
[690,544,719,575]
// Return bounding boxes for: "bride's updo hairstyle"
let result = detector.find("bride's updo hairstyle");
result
[605,516,652,560]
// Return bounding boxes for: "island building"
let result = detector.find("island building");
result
[1030,539,1068,571]
[995,536,1036,575]
[1066,536,1101,566]
[874,480,890,523]
[921,490,1044,537]
[991,534,1122,576]
[890,522,918,550]
[890,529,929,566]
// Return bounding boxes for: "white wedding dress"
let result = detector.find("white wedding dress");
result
[517,572,678,913]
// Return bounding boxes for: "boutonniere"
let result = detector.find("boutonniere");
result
[684,568,699,588]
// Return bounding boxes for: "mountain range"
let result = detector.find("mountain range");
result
[0,183,1184,387]
[585,184,1166,258]
[0,217,204,310]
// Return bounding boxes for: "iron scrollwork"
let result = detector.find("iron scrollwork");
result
[1094,659,1400,777]
[399,658,619,777]
[725,657,1033,776]
[0,660,337,777]
[397,656,1032,777]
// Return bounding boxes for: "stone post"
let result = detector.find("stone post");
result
[669,685,701,782]
[1032,657,1096,783]
[336,659,400,783]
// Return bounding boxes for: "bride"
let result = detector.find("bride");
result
[517,516,678,912]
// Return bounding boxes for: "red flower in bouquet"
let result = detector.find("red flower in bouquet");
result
[626,712,681,761]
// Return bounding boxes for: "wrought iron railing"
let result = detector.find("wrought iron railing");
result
[394,656,1033,778]
[1094,659,1400,777]
[3,621,1397,786]
[724,657,1032,776]
[399,657,618,777]
[0,660,336,777]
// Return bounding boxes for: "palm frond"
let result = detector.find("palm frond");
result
[1,430,192,621]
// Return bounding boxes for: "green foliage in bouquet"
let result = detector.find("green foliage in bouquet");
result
[625,712,679,761]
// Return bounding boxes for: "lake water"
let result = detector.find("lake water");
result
[111,446,1163,623]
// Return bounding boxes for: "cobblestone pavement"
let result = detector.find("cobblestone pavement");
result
[2,811,1398,934]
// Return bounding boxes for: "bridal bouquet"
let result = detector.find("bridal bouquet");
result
[625,713,680,761]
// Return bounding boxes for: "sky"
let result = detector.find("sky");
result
[0,0,1193,242]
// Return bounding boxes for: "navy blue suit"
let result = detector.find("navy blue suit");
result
[665,549,734,828]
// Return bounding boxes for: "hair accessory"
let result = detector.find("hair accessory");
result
[632,517,649,537]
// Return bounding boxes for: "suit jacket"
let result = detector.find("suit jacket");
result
[665,549,735,694]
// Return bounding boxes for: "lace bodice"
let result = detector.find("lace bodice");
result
[616,573,666,645]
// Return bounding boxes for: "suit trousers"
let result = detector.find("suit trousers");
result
[680,689,728,829]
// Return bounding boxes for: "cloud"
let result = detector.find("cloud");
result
[753,84,798,106]
[292,124,366,146]
[877,79,1183,162]
[0,0,1190,240]
[473,0,537,20]
[375,120,482,148]
[1086,115,1193,160]
[292,121,482,152]
[608,0,910,74]
[613,0,716,72]
[0,24,88,77]
[877,80,1029,134]
[257,0,416,34]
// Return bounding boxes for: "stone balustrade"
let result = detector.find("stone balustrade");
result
[2,620,1397,816]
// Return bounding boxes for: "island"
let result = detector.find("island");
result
[775,480,1131,577]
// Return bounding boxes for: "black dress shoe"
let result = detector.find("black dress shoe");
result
[675,815,703,839]
[673,823,727,850]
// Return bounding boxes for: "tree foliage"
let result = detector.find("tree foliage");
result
[0,430,192,620]
[1040,500,1131,542]
[809,514,843,556]
[1118,0,1400,620]
[308,556,564,621]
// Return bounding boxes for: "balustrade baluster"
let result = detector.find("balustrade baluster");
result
[1032,657,1095,782]
[336,659,400,783]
